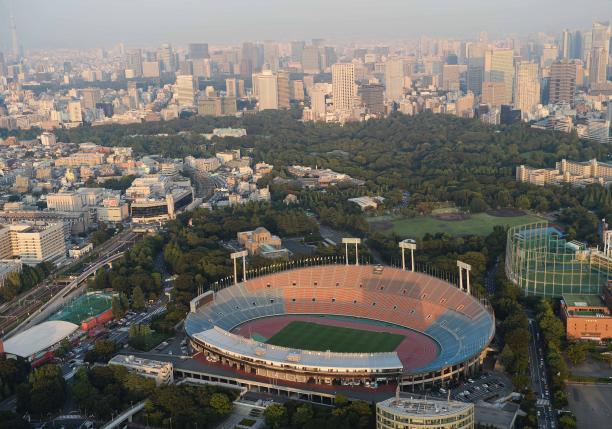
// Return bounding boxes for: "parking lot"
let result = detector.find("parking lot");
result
[567,383,612,429]
[451,373,510,403]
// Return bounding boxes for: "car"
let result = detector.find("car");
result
[468,379,474,383]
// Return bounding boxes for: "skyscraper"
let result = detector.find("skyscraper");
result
[301,46,321,74]
[291,41,306,62]
[571,30,583,59]
[158,44,176,73]
[481,82,507,108]
[513,62,540,118]
[549,60,577,106]
[175,75,196,107]
[10,13,19,59]
[226,78,237,98]
[561,30,572,60]
[467,57,485,96]
[591,22,611,53]
[80,88,101,110]
[358,84,385,115]
[188,43,209,60]
[590,48,608,85]
[331,63,356,113]
[485,48,514,104]
[254,70,279,111]
[126,49,143,77]
[384,57,405,102]
[277,72,291,109]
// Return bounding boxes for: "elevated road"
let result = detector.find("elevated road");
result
[0,229,141,337]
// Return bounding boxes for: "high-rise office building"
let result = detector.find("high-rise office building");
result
[513,62,540,118]
[291,80,305,101]
[277,72,291,109]
[80,88,101,110]
[188,43,209,60]
[291,41,306,62]
[142,61,161,78]
[561,30,572,60]
[442,64,463,91]
[126,49,143,77]
[127,81,140,109]
[331,63,356,113]
[321,47,337,70]
[481,82,507,108]
[485,48,514,104]
[10,13,19,59]
[302,46,321,74]
[0,52,5,77]
[358,84,385,115]
[226,78,237,98]
[384,57,405,102]
[68,101,83,123]
[591,22,611,53]
[175,75,196,107]
[467,57,485,96]
[263,41,279,71]
[571,30,583,59]
[590,48,609,85]
[254,70,279,110]
[158,43,176,73]
[309,84,329,120]
[549,60,577,106]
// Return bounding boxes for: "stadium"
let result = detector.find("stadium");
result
[185,254,495,389]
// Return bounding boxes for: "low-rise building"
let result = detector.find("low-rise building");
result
[376,396,474,429]
[561,291,612,341]
[237,227,290,259]
[109,354,174,386]
[516,158,612,187]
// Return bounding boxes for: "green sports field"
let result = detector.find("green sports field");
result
[265,321,405,353]
[369,212,543,237]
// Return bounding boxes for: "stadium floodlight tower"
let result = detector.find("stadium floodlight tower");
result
[399,239,417,271]
[457,260,472,294]
[231,250,248,285]
[342,238,361,265]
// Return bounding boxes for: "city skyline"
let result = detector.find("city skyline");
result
[0,0,611,50]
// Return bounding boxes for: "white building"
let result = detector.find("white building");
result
[0,222,66,265]
[109,354,173,386]
[332,63,356,114]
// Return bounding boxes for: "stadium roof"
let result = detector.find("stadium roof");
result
[194,327,403,371]
[377,396,473,417]
[3,320,79,358]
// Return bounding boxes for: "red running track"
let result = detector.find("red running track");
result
[231,315,439,372]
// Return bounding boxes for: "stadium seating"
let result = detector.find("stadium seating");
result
[185,264,494,374]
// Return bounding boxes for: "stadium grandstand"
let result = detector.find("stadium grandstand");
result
[185,249,494,389]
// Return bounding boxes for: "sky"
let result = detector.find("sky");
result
[0,0,611,50]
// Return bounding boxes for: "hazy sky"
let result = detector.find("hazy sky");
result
[0,0,611,50]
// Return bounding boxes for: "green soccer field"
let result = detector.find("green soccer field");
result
[265,321,405,353]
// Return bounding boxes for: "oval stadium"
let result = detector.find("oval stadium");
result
[185,263,494,389]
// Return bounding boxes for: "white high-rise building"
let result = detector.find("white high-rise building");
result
[0,223,66,266]
[384,57,405,102]
[310,83,330,121]
[514,62,540,119]
[254,70,279,111]
[590,48,608,85]
[331,63,356,113]
[67,101,82,123]
[175,75,196,107]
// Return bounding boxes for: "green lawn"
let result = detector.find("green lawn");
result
[369,212,544,237]
[265,321,405,353]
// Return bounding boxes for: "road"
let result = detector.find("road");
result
[528,317,556,429]
[0,229,141,336]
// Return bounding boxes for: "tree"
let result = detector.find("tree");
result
[209,393,232,415]
[264,404,287,429]
[566,342,588,365]
[132,286,146,310]
[17,364,66,416]
[292,404,314,427]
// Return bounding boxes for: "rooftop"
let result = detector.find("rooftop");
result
[563,294,606,308]
[377,396,473,417]
[3,320,79,358]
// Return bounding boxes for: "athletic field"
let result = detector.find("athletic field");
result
[265,321,405,353]
[369,212,543,237]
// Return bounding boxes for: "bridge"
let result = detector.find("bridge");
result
[3,251,126,339]
[99,401,146,429]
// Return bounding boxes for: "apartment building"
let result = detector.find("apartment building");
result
[0,222,66,266]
